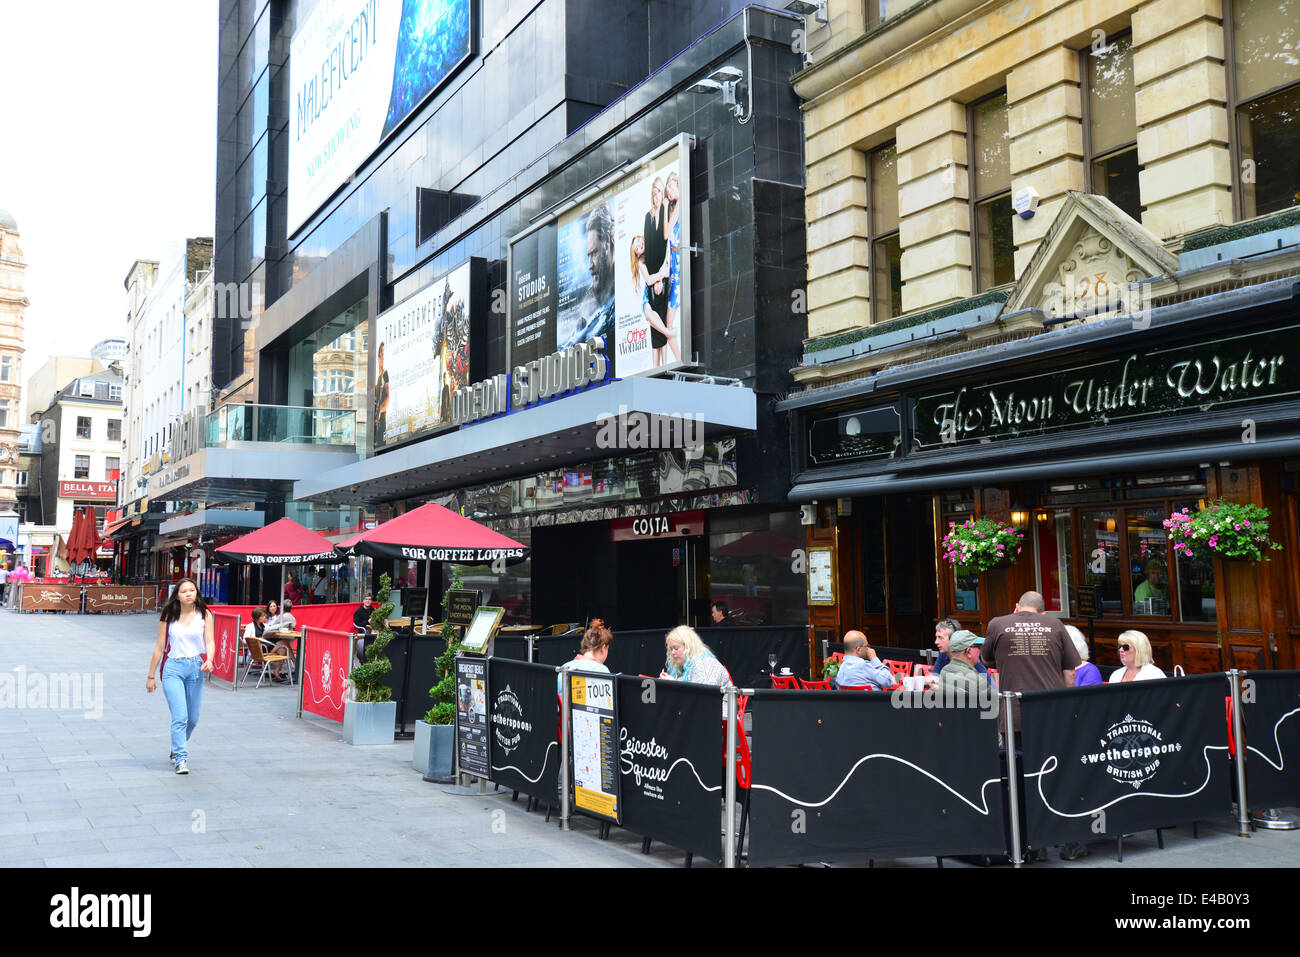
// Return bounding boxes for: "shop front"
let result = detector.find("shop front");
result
[786,280,1300,674]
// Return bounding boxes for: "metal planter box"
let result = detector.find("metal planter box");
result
[343,700,397,746]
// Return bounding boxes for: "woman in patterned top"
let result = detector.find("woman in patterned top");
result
[659,625,729,687]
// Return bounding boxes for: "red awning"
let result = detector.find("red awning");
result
[337,503,527,564]
[214,517,344,565]
[101,515,135,541]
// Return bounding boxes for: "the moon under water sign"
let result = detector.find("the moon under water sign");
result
[492,685,531,756]
[1080,714,1184,790]
[321,650,333,695]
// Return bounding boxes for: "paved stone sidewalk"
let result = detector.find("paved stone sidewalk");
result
[1,610,1296,868]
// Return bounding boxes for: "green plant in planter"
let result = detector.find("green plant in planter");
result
[1164,501,1283,564]
[425,567,466,725]
[822,656,841,682]
[941,518,1024,572]
[349,573,396,702]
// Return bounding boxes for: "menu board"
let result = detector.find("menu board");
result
[461,606,504,654]
[807,546,836,605]
[455,656,490,779]
[567,672,621,823]
[445,588,482,626]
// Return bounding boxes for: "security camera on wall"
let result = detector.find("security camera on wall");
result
[799,503,816,526]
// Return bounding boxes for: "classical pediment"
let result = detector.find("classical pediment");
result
[1003,192,1179,323]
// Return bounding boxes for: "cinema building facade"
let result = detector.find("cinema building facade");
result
[785,0,1300,673]
[192,1,810,626]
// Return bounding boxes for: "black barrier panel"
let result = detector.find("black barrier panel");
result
[533,636,584,667]
[605,626,809,684]
[1020,674,1232,851]
[614,676,725,864]
[492,635,532,662]
[487,658,561,806]
[748,690,1005,865]
[1241,670,1300,808]
[380,633,448,733]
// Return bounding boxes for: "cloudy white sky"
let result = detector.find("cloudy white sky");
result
[0,0,218,418]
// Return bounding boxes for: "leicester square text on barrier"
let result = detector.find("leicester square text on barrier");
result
[487,658,561,807]
[209,613,240,688]
[1238,670,1300,809]
[1018,673,1232,851]
[615,675,726,864]
[747,688,1006,866]
[300,627,353,723]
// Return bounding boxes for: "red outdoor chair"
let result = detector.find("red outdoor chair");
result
[838,685,873,691]
[771,674,799,689]
[883,659,912,681]
[914,663,934,677]
[798,678,833,690]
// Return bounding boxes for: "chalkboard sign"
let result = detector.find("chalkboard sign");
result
[445,588,482,626]
[1074,583,1101,619]
[568,672,621,823]
[455,656,490,779]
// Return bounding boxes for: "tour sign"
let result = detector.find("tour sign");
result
[610,510,705,542]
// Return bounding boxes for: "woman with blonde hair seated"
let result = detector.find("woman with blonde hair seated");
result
[659,625,729,686]
[1108,630,1167,683]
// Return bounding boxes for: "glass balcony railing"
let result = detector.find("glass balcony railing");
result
[205,403,357,448]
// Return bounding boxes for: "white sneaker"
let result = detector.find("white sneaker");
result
[174,760,189,775]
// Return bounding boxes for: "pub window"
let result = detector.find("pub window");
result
[869,143,902,322]
[1173,499,1216,623]
[1081,508,1123,614]
[74,455,90,479]
[1228,0,1300,219]
[941,490,979,612]
[1032,509,1074,615]
[1127,505,1171,616]
[969,90,1015,290]
[76,416,92,439]
[1083,31,1143,222]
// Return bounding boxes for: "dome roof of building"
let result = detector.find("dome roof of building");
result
[0,208,16,231]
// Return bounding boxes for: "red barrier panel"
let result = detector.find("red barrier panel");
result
[209,602,361,635]
[300,626,352,723]
[211,612,241,687]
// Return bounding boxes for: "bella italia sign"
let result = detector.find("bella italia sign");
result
[913,324,1298,449]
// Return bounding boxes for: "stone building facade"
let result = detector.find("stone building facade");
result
[0,208,28,509]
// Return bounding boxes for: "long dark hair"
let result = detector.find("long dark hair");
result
[159,577,210,623]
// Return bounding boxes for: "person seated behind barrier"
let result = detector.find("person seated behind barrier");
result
[933,617,994,688]
[711,601,735,626]
[558,625,614,692]
[242,607,268,646]
[937,630,987,696]
[1108,630,1166,683]
[659,625,728,686]
[833,630,895,691]
[264,600,298,684]
[1066,625,1103,687]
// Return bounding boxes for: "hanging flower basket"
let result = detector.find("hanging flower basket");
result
[1164,501,1283,565]
[941,518,1025,573]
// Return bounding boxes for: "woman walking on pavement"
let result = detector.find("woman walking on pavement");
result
[145,578,214,774]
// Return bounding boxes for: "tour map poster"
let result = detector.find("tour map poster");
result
[455,656,490,779]
[567,672,620,823]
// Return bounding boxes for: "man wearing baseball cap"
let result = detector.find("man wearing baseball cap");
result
[937,629,986,696]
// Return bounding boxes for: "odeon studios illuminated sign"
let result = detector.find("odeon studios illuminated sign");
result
[451,336,609,427]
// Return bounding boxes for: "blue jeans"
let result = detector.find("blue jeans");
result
[161,656,204,762]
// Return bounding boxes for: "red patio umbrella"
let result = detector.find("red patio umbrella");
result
[337,503,527,625]
[215,517,344,610]
[66,507,101,581]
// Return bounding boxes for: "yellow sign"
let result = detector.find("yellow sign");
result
[574,786,617,818]
[569,674,586,706]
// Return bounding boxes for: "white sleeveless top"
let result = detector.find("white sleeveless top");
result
[168,615,207,658]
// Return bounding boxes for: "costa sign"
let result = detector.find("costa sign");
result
[58,481,117,500]
[611,510,704,542]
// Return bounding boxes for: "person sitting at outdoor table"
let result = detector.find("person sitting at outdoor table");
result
[833,630,895,690]
[1108,630,1166,683]
[352,593,375,665]
[1067,625,1103,686]
[659,626,729,686]
[263,600,299,684]
[710,601,734,626]
[557,624,614,692]
[937,630,986,696]
[266,599,279,622]
[932,617,994,687]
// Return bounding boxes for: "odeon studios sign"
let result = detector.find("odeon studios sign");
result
[451,336,608,427]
